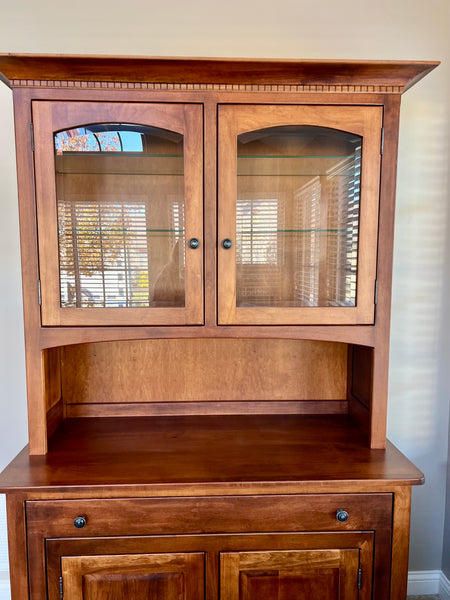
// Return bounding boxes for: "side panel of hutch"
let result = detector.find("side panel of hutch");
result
[0,55,438,600]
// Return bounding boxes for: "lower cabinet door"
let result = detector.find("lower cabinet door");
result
[220,549,360,600]
[60,552,204,600]
[45,532,375,600]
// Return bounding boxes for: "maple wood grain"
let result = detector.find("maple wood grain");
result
[370,95,402,448]
[62,553,204,600]
[0,416,424,493]
[0,55,439,89]
[60,339,348,406]
[33,101,204,327]
[5,495,29,600]
[217,104,382,326]
[26,493,393,537]
[38,323,377,348]
[221,549,359,600]
[44,533,376,600]
[390,487,412,600]
[0,56,435,600]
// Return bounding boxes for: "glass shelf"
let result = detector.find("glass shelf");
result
[56,172,184,176]
[237,300,356,308]
[236,229,349,234]
[237,149,360,179]
[237,154,354,159]
[237,174,358,177]
[55,154,184,176]
[58,153,183,158]
[60,228,185,234]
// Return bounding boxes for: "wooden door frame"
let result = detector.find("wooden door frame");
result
[32,100,204,326]
[217,104,382,326]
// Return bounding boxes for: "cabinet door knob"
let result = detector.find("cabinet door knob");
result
[222,238,233,249]
[188,238,200,249]
[336,509,349,523]
[73,515,87,529]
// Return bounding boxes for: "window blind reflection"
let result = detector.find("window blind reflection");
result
[54,124,186,309]
[236,126,361,308]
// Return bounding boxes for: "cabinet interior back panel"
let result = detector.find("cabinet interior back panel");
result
[60,339,348,406]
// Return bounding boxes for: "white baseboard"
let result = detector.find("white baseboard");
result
[0,572,10,600]
[407,570,450,599]
[408,570,441,595]
[440,571,450,600]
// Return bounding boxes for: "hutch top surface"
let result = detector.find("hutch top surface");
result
[0,54,439,89]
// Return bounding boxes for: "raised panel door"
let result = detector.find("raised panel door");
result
[61,552,204,600]
[220,549,360,600]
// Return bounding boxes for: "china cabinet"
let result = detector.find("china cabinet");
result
[0,55,438,600]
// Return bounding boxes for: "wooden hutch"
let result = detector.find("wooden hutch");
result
[0,55,438,600]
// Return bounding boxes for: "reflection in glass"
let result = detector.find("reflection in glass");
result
[236,126,361,308]
[54,124,185,309]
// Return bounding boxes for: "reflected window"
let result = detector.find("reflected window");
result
[54,124,185,309]
[237,197,281,265]
[55,124,145,154]
[236,125,361,308]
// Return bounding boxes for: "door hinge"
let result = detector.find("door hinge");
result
[37,280,41,306]
[381,127,384,155]
[59,576,63,599]
[30,123,35,152]
[357,568,362,590]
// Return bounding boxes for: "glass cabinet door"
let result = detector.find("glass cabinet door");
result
[218,105,382,325]
[33,102,203,326]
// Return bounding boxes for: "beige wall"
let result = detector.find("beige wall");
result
[0,0,449,576]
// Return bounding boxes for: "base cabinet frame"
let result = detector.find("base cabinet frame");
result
[4,489,413,600]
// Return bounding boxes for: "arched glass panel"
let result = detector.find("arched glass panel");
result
[236,126,361,308]
[54,124,185,309]
[55,124,145,153]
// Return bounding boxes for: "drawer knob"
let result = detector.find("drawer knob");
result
[336,509,349,523]
[73,515,87,529]
[188,238,200,249]
[222,238,233,249]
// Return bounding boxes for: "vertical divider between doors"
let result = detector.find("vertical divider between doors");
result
[206,550,220,600]
[203,99,218,326]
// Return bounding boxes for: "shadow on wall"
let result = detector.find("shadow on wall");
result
[388,92,450,571]
[389,96,449,452]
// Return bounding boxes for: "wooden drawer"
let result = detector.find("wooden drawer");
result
[26,494,392,538]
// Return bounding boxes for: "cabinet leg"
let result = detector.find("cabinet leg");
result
[6,494,28,600]
[391,486,412,600]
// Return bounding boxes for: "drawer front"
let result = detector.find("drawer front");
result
[26,494,392,537]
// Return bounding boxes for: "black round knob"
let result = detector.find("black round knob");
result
[336,509,349,523]
[73,515,87,529]
[222,238,233,249]
[188,238,200,249]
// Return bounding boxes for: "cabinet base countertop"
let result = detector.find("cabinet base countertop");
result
[0,415,422,600]
[0,415,423,495]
